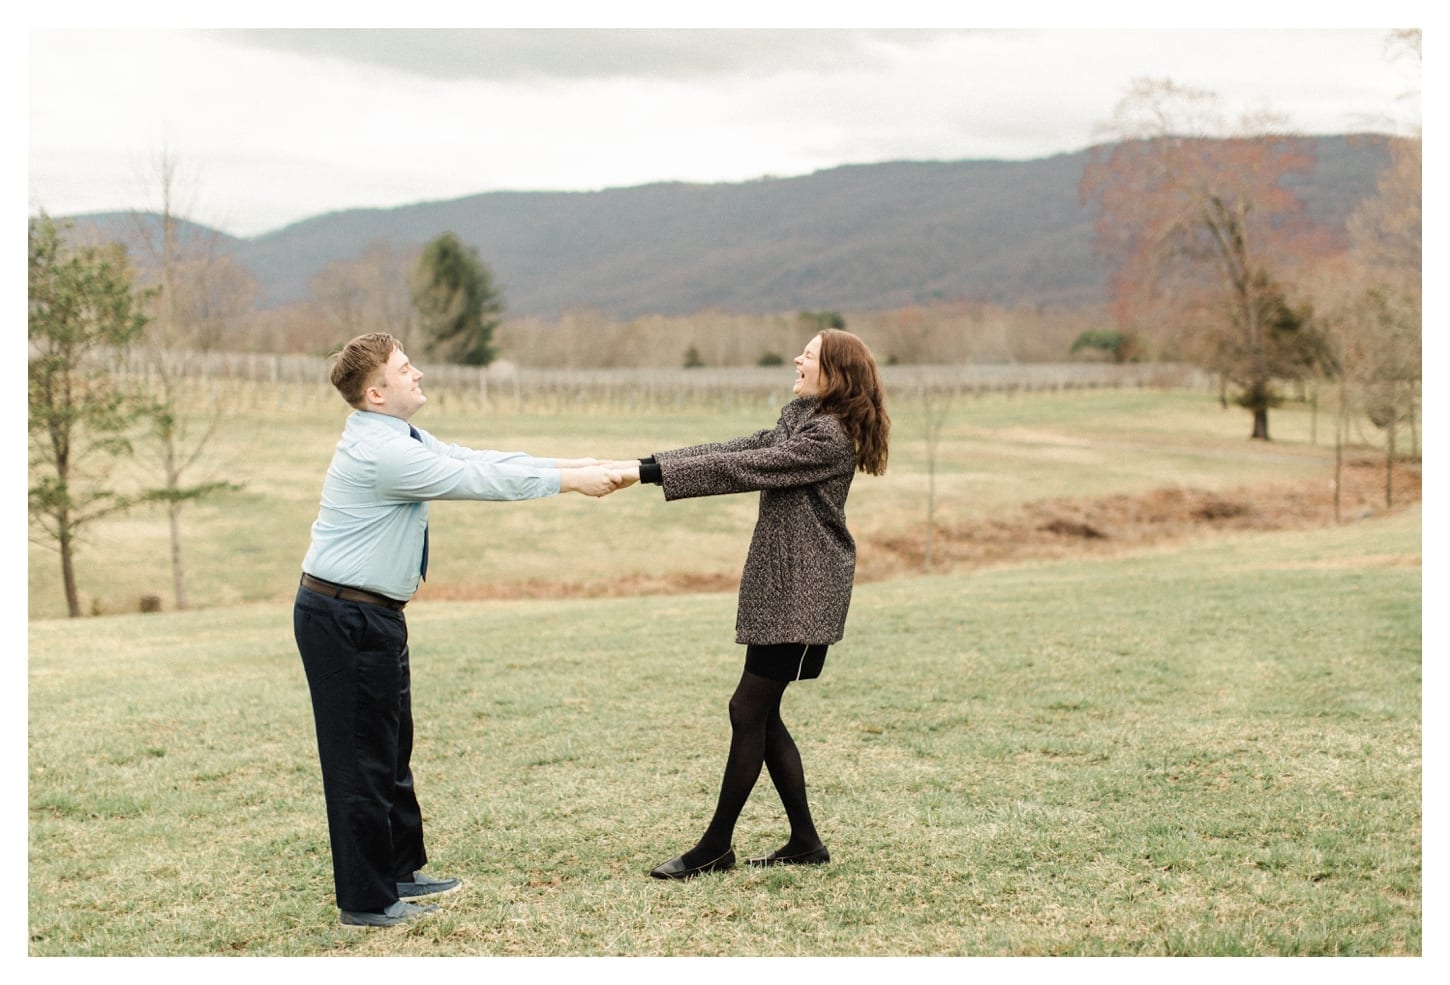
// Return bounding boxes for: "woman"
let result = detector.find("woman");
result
[613,329,890,879]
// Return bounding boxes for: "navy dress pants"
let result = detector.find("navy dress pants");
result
[294,585,427,912]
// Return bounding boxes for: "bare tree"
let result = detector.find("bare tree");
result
[919,379,955,573]
[1080,78,1336,440]
[309,239,419,344]
[1337,29,1422,505]
[126,149,245,610]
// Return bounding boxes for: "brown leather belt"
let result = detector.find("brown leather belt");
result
[300,573,408,611]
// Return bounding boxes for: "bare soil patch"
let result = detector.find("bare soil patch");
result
[860,457,1421,581]
[419,458,1420,602]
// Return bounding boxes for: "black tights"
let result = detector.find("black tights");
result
[681,669,823,866]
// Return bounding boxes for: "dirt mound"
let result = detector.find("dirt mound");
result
[860,457,1420,580]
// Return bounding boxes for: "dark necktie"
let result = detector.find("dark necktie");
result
[408,425,429,580]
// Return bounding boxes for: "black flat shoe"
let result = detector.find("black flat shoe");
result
[746,844,830,866]
[649,848,736,879]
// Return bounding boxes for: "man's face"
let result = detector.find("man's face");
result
[368,346,427,421]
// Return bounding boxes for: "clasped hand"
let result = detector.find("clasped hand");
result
[562,459,642,498]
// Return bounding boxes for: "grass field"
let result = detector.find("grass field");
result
[27,504,1421,956]
[27,385,1389,620]
[26,383,1425,959]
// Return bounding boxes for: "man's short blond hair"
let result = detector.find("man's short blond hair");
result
[330,333,399,408]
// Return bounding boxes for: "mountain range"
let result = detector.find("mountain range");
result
[65,135,1393,321]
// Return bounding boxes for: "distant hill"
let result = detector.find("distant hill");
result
[63,135,1392,321]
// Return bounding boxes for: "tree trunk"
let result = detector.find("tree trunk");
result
[1251,407,1270,441]
[1385,415,1396,510]
[1409,383,1419,458]
[169,499,188,610]
[60,528,81,619]
[1333,375,1348,524]
[1333,434,1343,524]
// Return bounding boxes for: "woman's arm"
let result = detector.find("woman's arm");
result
[655,417,854,501]
[653,426,779,463]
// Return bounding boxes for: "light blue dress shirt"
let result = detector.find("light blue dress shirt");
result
[301,410,561,601]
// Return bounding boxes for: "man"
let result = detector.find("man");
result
[294,332,619,928]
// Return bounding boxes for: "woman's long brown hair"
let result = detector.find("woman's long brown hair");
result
[814,328,890,475]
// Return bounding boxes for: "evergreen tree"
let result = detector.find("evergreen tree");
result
[28,213,150,617]
[410,232,503,366]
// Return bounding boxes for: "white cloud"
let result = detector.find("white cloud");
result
[27,26,1419,237]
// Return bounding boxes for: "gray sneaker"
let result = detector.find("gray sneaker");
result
[397,870,462,899]
[339,899,437,928]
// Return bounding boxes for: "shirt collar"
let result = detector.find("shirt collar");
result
[350,410,415,436]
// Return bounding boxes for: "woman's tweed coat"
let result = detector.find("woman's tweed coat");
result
[654,396,857,646]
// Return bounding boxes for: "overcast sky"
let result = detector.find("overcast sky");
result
[26,16,1423,239]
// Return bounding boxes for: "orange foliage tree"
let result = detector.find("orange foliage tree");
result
[1080,77,1337,440]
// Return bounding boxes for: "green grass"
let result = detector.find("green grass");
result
[27,506,1421,955]
[28,386,1374,619]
